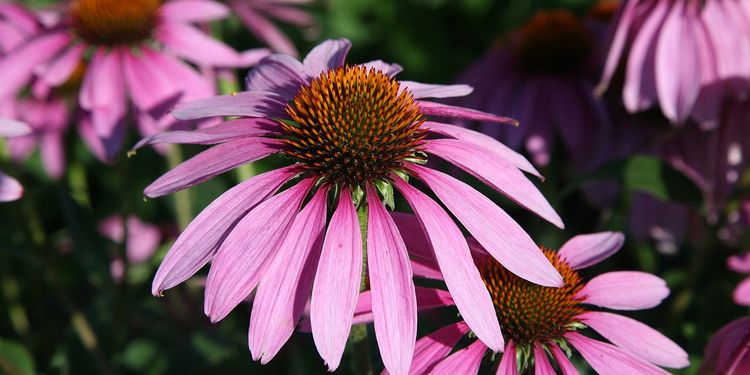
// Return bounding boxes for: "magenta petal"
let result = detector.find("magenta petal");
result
[424,121,541,178]
[0,118,31,137]
[157,21,241,66]
[249,187,328,364]
[408,165,561,287]
[419,100,519,125]
[122,49,181,113]
[172,91,286,120]
[302,38,351,77]
[160,0,229,22]
[496,341,517,375]
[0,31,69,102]
[408,322,470,375]
[566,333,670,375]
[596,0,639,95]
[204,179,314,322]
[79,48,127,138]
[622,0,668,112]
[134,118,279,149]
[144,138,281,198]
[366,184,417,375]
[351,287,455,326]
[310,188,362,371]
[734,277,750,306]
[579,311,689,368]
[578,271,669,310]
[534,343,555,375]
[550,343,579,375]
[0,171,23,202]
[40,44,85,87]
[400,81,473,99]
[245,54,306,100]
[392,178,503,352]
[429,340,486,374]
[151,166,297,295]
[424,139,564,228]
[231,0,298,56]
[558,231,625,270]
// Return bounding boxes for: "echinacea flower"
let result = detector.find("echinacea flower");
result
[700,316,750,375]
[455,9,609,168]
[229,0,315,57]
[598,0,750,125]
[99,214,162,282]
[0,0,269,162]
[0,118,31,202]
[352,220,688,374]
[139,38,566,374]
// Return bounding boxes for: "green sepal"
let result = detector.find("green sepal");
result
[374,179,395,210]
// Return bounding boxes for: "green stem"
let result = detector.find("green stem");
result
[349,203,372,375]
[166,145,193,230]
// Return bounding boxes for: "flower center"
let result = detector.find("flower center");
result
[479,248,585,347]
[282,65,426,187]
[70,0,162,45]
[515,10,592,74]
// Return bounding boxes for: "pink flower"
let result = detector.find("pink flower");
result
[351,222,689,374]
[0,0,270,162]
[701,317,750,375]
[0,118,31,202]
[99,214,163,282]
[455,9,610,168]
[229,0,315,57]
[140,39,565,374]
[598,0,750,125]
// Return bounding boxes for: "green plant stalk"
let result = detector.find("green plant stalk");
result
[166,144,193,230]
[349,204,373,375]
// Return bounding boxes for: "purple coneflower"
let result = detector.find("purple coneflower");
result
[0,0,269,162]
[0,118,31,202]
[352,219,688,374]
[598,0,750,125]
[229,0,315,57]
[139,38,565,374]
[455,9,609,168]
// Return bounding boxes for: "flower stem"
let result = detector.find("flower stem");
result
[166,144,193,230]
[349,203,373,375]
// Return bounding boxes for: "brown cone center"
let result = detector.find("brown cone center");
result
[515,10,593,74]
[70,0,162,45]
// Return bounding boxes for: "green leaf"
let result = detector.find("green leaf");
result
[0,338,35,375]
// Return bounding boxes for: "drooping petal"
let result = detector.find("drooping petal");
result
[249,187,328,364]
[550,343,579,375]
[134,118,279,149]
[495,341,517,375]
[578,311,689,368]
[429,340,487,374]
[160,0,229,22]
[578,271,669,310]
[407,164,562,287]
[566,333,670,375]
[596,0,639,95]
[231,0,298,56]
[245,54,306,100]
[79,48,127,138]
[172,91,286,120]
[302,38,351,77]
[144,138,281,198]
[0,118,31,137]
[393,178,503,352]
[418,100,519,125]
[534,344,556,375]
[0,171,23,202]
[405,322,470,375]
[204,179,314,322]
[151,166,297,295]
[558,231,625,270]
[122,49,181,113]
[400,81,472,99]
[39,44,85,87]
[423,121,541,178]
[424,139,563,228]
[310,188,362,371]
[366,184,417,375]
[157,21,241,66]
[0,31,69,102]
[351,287,455,326]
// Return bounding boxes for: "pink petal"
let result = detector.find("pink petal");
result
[418,100,519,125]
[424,139,564,228]
[534,343,555,375]
[249,187,328,364]
[151,166,297,295]
[566,333,670,375]
[171,91,286,120]
[40,44,85,87]
[734,277,750,306]
[558,231,625,270]
[400,81,473,99]
[157,21,241,66]
[231,0,298,56]
[0,118,31,137]
[579,311,689,368]
[429,340,486,374]
[144,138,281,198]
[244,54,306,100]
[122,49,181,113]
[125,216,161,264]
[0,171,23,202]
[134,118,279,149]
[139,47,215,102]
[496,341,517,375]
[366,184,417,375]
[351,287,455,326]
[160,0,229,22]
[79,48,127,138]
[407,164,562,287]
[361,60,403,77]
[424,121,541,178]
[392,178,503,352]
[0,31,69,102]
[310,188,363,371]
[302,38,351,77]
[407,322,470,375]
[578,271,669,310]
[204,179,314,322]
[238,48,272,67]
[728,253,750,273]
[550,343,579,375]
[40,131,65,179]
[596,0,639,95]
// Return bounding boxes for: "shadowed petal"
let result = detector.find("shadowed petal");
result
[245,54,306,100]
[134,118,279,149]
[496,341,517,375]
[596,0,639,95]
[172,91,286,120]
[566,333,669,375]
[122,49,181,113]
[203,179,314,321]
[366,184,417,375]
[310,188,362,371]
[400,82,472,99]
[578,271,669,310]
[401,322,470,375]
[430,340,487,374]
[351,287,455,326]
[550,343,579,375]
[534,344,555,375]
[40,44,85,87]
[419,100,519,125]
[558,231,625,270]
[303,38,351,77]
[361,60,403,77]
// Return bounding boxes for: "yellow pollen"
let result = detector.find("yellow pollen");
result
[70,0,162,45]
[282,65,426,187]
[480,248,585,347]
[515,9,593,74]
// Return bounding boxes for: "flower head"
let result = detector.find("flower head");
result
[140,39,566,374]
[353,223,688,374]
